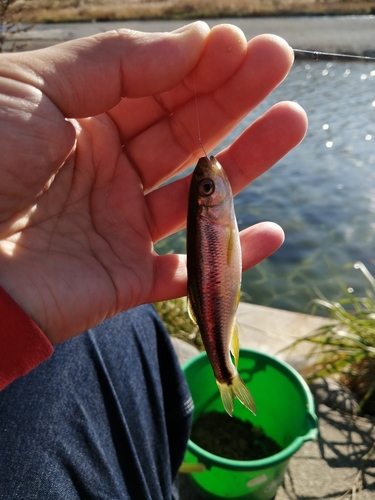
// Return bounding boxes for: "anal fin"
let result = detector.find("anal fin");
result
[230,323,240,369]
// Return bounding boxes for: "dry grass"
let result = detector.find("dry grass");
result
[8,0,375,23]
[0,1,35,51]
[153,298,204,351]
[291,262,375,416]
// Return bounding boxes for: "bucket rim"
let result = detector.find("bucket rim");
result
[183,348,318,471]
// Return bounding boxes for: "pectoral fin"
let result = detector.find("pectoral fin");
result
[227,228,235,266]
[235,287,241,308]
[187,294,197,325]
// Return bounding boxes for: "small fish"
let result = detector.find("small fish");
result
[186,155,256,417]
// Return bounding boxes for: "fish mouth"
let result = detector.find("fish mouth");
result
[195,156,225,180]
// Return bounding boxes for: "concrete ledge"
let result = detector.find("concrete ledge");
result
[237,302,327,369]
[171,302,328,370]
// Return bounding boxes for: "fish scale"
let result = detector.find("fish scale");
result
[187,155,256,417]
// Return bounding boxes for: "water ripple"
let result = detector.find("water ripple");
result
[157,59,375,313]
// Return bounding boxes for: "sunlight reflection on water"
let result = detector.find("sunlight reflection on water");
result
[156,59,375,314]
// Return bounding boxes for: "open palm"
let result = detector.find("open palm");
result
[0,22,307,343]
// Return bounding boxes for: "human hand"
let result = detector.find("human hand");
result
[0,22,307,343]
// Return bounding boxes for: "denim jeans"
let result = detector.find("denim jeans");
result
[0,305,193,499]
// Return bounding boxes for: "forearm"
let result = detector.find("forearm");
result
[0,287,53,391]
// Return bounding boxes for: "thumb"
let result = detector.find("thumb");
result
[8,21,210,118]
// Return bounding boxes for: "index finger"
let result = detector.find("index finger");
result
[124,34,295,192]
[2,21,210,118]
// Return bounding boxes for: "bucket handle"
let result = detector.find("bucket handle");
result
[179,462,206,473]
[302,411,319,442]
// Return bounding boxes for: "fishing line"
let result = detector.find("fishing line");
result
[193,78,207,157]
[294,48,375,61]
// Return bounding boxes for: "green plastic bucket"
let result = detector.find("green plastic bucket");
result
[182,349,318,500]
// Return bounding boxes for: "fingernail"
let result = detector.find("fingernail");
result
[171,21,209,34]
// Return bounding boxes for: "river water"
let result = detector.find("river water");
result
[156,57,375,314]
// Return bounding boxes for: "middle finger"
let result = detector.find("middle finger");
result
[107,24,248,143]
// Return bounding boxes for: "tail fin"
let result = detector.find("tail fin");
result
[217,375,257,417]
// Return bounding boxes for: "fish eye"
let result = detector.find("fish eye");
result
[199,179,215,196]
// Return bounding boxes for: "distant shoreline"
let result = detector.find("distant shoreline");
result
[8,16,375,57]
[8,0,375,24]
